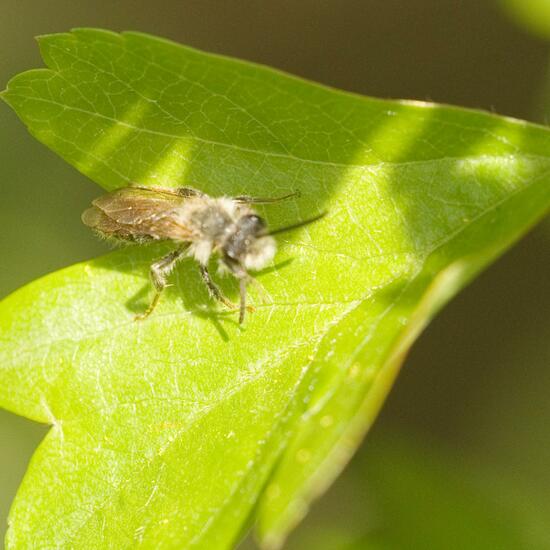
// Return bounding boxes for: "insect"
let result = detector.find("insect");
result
[82,185,323,323]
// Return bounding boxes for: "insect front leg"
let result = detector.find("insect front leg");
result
[218,259,256,324]
[135,247,186,320]
[198,265,237,310]
[238,278,247,324]
[198,265,255,321]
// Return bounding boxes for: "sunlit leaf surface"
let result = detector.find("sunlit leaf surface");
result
[1,29,549,549]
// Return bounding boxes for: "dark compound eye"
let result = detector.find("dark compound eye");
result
[224,214,267,260]
[244,214,266,233]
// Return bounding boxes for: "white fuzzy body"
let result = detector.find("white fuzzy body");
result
[174,196,276,271]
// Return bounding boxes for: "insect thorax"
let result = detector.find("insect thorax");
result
[187,199,237,242]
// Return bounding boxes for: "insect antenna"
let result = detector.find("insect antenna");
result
[234,190,301,204]
[267,211,327,236]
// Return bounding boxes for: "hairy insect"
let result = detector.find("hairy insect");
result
[82,185,323,323]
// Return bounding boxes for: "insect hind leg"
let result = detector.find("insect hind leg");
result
[135,247,186,320]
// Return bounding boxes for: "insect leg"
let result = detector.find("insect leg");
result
[233,190,300,204]
[198,265,237,310]
[239,278,247,324]
[219,259,257,323]
[135,247,186,320]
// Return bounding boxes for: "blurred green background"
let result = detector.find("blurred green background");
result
[1,1,549,548]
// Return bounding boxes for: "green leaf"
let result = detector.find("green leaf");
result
[1,28,549,549]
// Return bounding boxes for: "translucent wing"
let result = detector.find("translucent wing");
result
[81,205,150,242]
[82,186,196,242]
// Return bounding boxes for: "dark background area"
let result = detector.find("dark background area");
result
[1,1,549,548]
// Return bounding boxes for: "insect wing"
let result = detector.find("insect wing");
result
[89,187,193,241]
[92,187,183,223]
[82,204,121,232]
